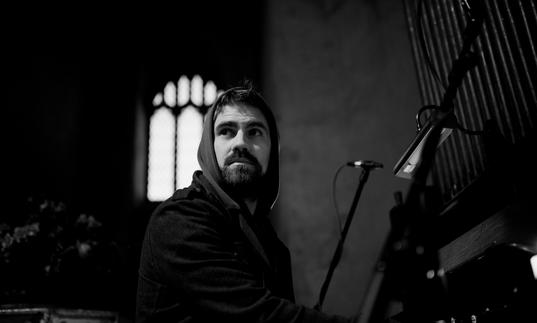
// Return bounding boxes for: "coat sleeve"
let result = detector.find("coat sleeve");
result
[140,198,354,323]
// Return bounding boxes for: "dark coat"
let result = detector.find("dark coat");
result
[136,172,351,323]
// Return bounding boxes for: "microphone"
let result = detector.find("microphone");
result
[347,160,384,169]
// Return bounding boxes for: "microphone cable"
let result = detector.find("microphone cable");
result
[331,160,384,237]
[331,163,348,237]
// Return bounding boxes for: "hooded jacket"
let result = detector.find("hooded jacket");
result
[136,95,352,323]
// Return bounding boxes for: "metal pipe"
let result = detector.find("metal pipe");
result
[455,2,514,143]
[435,0,481,179]
[424,2,462,195]
[490,0,530,138]
[503,0,537,128]
[405,0,429,105]
[482,0,524,141]
[424,1,468,189]
[415,0,456,197]
[445,2,495,174]
[439,0,485,175]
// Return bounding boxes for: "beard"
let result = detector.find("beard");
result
[221,153,265,199]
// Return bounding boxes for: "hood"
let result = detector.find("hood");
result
[196,96,280,216]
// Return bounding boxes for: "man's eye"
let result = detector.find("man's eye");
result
[249,128,263,136]
[218,128,233,136]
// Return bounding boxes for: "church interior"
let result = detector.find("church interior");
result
[2,0,536,322]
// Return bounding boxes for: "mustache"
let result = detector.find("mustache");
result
[224,150,260,167]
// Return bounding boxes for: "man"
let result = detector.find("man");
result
[136,84,354,322]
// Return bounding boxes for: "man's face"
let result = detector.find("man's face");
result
[214,104,271,191]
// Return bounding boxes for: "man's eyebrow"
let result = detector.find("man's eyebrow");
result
[215,121,237,129]
[248,121,269,131]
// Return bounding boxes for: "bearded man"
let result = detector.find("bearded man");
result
[136,84,355,323]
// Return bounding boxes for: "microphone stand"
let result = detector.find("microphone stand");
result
[315,166,376,311]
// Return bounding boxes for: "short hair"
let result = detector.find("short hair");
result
[212,81,271,120]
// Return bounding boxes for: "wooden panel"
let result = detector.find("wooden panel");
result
[439,196,537,271]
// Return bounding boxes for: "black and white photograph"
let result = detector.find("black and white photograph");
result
[1,1,536,322]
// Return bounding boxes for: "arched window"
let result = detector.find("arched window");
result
[147,75,219,201]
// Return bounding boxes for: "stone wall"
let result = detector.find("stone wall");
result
[262,0,420,316]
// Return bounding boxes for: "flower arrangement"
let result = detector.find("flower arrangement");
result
[0,197,120,305]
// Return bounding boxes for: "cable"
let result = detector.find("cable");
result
[415,104,484,135]
[331,163,348,236]
[415,105,440,132]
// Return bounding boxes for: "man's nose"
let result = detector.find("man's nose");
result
[231,130,249,149]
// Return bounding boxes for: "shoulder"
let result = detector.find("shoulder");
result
[148,186,226,234]
[151,172,229,219]
[141,185,234,268]
[144,176,243,248]
[139,187,235,285]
